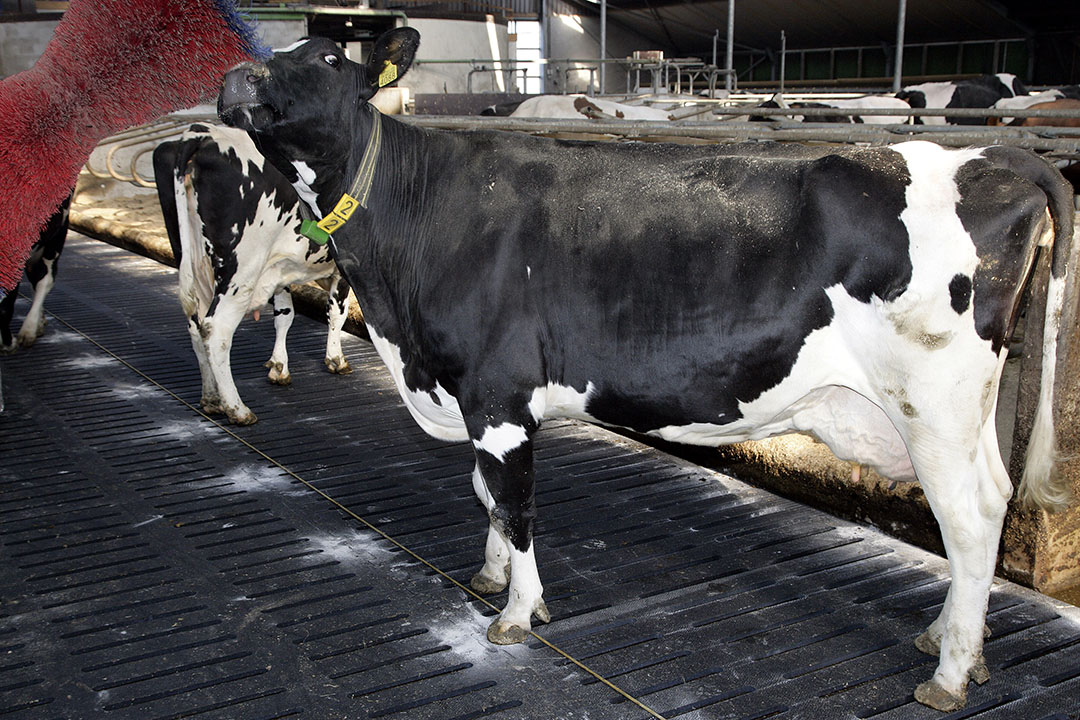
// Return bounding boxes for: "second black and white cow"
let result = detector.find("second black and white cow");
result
[0,193,70,353]
[153,124,353,425]
[219,31,1074,711]
[897,73,1027,125]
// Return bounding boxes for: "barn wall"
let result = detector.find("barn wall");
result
[547,13,658,94]
[255,18,308,52]
[405,17,510,95]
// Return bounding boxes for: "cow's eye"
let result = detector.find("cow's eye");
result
[323,54,340,67]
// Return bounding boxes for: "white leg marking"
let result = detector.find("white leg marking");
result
[16,259,55,347]
[472,423,529,462]
[267,289,293,385]
[324,274,351,374]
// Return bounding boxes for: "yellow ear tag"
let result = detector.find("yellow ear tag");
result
[378,61,398,88]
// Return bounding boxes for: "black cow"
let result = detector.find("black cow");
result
[219,30,1074,712]
[897,73,1028,125]
[0,193,70,353]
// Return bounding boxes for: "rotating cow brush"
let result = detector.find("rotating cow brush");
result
[0,0,269,294]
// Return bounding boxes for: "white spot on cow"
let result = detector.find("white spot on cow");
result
[473,423,529,461]
[273,38,311,54]
[366,325,468,441]
[291,161,321,215]
[527,381,597,423]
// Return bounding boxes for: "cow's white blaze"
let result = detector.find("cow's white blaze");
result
[366,325,468,441]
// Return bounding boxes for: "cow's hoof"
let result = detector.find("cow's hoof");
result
[228,409,257,425]
[470,569,509,595]
[16,332,38,349]
[914,679,966,712]
[1,342,16,355]
[534,599,551,624]
[915,630,940,656]
[325,356,352,375]
[487,620,529,645]
[915,625,989,656]
[970,657,990,685]
[201,400,225,415]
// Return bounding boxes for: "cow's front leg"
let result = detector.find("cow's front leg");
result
[323,273,351,375]
[469,417,549,644]
[266,289,293,385]
[0,281,19,353]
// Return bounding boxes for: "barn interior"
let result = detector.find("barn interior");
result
[2,1,1080,718]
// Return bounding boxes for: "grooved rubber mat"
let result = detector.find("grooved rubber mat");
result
[1,234,1079,720]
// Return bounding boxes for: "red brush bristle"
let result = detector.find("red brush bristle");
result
[0,0,263,291]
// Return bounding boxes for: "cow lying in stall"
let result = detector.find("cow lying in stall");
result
[153,124,352,426]
[896,73,1027,125]
[750,93,912,124]
[0,193,70,353]
[219,30,1073,711]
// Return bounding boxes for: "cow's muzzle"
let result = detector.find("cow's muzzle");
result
[218,63,270,129]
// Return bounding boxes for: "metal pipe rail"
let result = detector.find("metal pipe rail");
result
[716,105,1080,122]
[402,114,1080,154]
[85,116,216,188]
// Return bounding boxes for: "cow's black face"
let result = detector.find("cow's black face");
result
[219,37,361,137]
[218,29,419,176]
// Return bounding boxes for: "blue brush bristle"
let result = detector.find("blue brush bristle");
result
[214,0,273,61]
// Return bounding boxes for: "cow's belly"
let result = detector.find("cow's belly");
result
[633,284,920,482]
[366,325,468,441]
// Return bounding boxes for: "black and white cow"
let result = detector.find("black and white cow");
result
[897,73,1028,125]
[0,193,69,353]
[219,31,1074,711]
[153,124,352,426]
[751,93,912,124]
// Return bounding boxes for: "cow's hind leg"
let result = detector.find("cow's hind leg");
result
[187,314,222,414]
[15,251,56,348]
[907,417,1009,711]
[266,289,293,385]
[324,273,351,375]
[202,296,256,425]
[468,415,549,644]
[470,465,511,594]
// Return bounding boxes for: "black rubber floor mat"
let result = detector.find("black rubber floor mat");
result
[1,234,1078,720]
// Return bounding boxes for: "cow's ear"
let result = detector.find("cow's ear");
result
[365,27,420,95]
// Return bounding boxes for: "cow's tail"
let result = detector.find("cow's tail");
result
[1015,151,1074,511]
[152,131,206,267]
[152,128,214,319]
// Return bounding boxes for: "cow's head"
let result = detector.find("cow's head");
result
[218,28,420,186]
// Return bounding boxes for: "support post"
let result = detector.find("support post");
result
[892,0,906,93]
[600,0,607,93]
[779,30,786,95]
[725,0,735,92]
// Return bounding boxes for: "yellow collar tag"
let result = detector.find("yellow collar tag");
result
[378,60,398,88]
[316,193,359,235]
[299,107,382,245]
